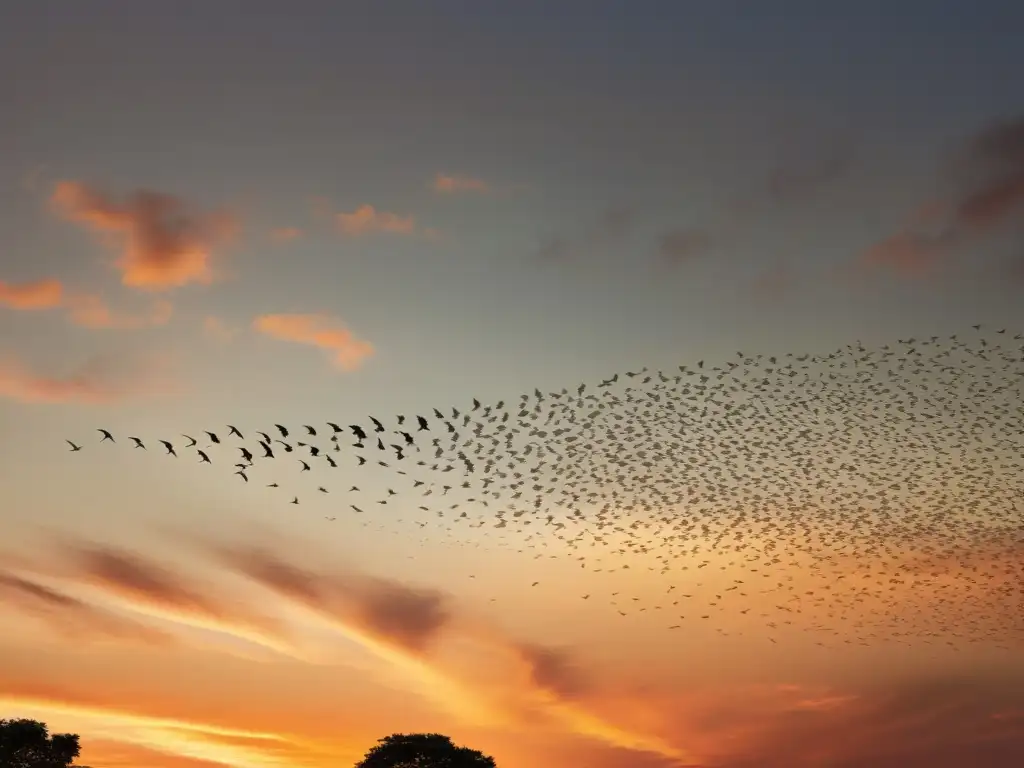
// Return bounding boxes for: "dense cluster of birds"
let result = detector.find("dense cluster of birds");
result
[70,325,1024,652]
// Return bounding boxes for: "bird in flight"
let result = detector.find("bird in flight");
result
[98,429,114,443]
[129,437,146,450]
[159,440,176,456]
[66,440,82,452]
[197,450,212,464]
[227,425,244,438]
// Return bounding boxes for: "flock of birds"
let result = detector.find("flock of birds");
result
[68,325,1024,652]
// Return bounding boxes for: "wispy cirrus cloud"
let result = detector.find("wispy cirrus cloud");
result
[252,313,373,371]
[4,532,707,765]
[0,278,64,310]
[0,569,173,646]
[50,181,237,291]
[0,353,178,405]
[432,173,490,194]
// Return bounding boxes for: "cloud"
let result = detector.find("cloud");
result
[762,143,854,206]
[534,205,636,263]
[0,696,306,768]
[957,173,1024,231]
[855,114,1024,279]
[0,278,64,310]
[50,181,236,291]
[207,544,452,654]
[749,263,796,301]
[335,204,417,236]
[432,173,490,194]
[658,229,713,265]
[252,313,373,371]
[65,294,173,330]
[0,277,173,330]
[0,569,172,646]
[31,541,305,662]
[858,232,944,278]
[202,315,239,344]
[0,353,178,405]
[589,205,636,243]
[707,675,1024,768]
[202,540,693,760]
[270,227,302,242]
[512,643,590,700]
[537,234,573,263]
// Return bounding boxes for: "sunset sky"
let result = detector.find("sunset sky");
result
[2,2,1024,766]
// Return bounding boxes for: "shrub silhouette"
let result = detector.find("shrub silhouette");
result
[355,732,496,767]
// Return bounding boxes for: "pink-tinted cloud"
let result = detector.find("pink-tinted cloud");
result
[859,232,943,278]
[432,173,490,194]
[856,115,1024,280]
[0,353,178,405]
[65,294,173,330]
[335,205,417,237]
[253,313,373,371]
[50,181,236,291]
[0,278,64,310]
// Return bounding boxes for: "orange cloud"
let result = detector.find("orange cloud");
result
[65,294,173,330]
[432,174,490,194]
[50,181,236,291]
[0,570,173,646]
[0,353,177,405]
[202,316,239,344]
[252,313,373,371]
[270,227,302,242]
[0,278,64,310]
[335,205,417,236]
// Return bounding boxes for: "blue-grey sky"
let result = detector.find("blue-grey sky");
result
[1,3,1024,767]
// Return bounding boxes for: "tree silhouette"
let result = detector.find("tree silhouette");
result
[354,733,496,768]
[0,718,86,767]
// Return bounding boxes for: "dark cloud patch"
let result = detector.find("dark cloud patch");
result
[514,643,590,700]
[207,543,453,653]
[658,229,713,265]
